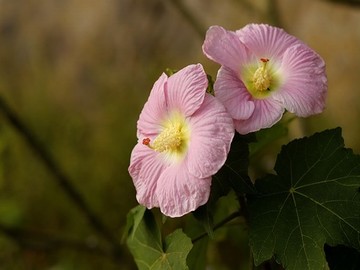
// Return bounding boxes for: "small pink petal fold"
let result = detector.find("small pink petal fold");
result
[203,23,327,134]
[128,64,234,217]
[214,67,255,120]
[167,64,207,116]
[137,73,168,137]
[234,99,284,134]
[202,25,250,72]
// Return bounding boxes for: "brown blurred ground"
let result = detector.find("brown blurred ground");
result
[0,0,359,269]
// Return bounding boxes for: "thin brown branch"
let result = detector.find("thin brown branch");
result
[0,223,113,258]
[0,95,122,260]
[191,193,250,244]
[166,0,206,39]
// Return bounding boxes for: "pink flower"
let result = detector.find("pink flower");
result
[202,24,327,134]
[128,64,234,217]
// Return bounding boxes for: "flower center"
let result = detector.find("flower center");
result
[252,58,271,92]
[143,112,189,158]
[152,123,184,153]
[242,58,280,99]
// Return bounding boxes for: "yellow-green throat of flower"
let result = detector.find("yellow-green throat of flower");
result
[143,112,190,160]
[243,58,279,99]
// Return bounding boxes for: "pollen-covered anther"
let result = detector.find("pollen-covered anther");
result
[152,124,183,153]
[253,58,272,92]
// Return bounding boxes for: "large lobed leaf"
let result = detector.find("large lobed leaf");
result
[125,205,193,270]
[248,128,360,270]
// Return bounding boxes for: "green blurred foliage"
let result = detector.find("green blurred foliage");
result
[0,0,359,269]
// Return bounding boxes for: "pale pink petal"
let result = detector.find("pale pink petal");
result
[128,143,168,209]
[214,66,255,120]
[166,64,207,116]
[186,94,234,179]
[156,164,211,217]
[272,44,327,116]
[236,24,301,60]
[234,98,284,134]
[137,73,168,137]
[203,25,251,72]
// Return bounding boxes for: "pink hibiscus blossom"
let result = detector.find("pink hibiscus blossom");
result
[202,24,327,134]
[128,64,234,217]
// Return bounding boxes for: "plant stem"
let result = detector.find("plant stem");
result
[0,95,122,260]
[192,210,242,243]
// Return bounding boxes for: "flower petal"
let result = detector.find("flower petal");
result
[234,98,284,134]
[215,66,255,120]
[128,143,168,209]
[272,43,327,116]
[166,64,207,117]
[236,24,300,60]
[186,94,234,178]
[156,164,211,217]
[137,73,168,137]
[203,25,250,72]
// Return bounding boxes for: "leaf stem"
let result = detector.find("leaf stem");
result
[192,210,242,243]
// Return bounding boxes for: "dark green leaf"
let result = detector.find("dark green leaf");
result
[184,214,209,270]
[325,244,360,270]
[248,128,360,270]
[214,132,256,197]
[126,206,193,270]
[187,237,208,270]
[192,205,214,239]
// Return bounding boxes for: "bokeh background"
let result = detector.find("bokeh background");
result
[0,0,359,269]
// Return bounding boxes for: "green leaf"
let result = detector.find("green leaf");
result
[122,205,146,242]
[184,214,209,270]
[186,237,208,270]
[126,206,193,270]
[248,128,360,270]
[249,118,290,158]
[206,74,215,96]
[214,132,256,196]
[192,205,214,239]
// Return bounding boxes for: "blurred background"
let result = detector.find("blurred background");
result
[0,0,359,269]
